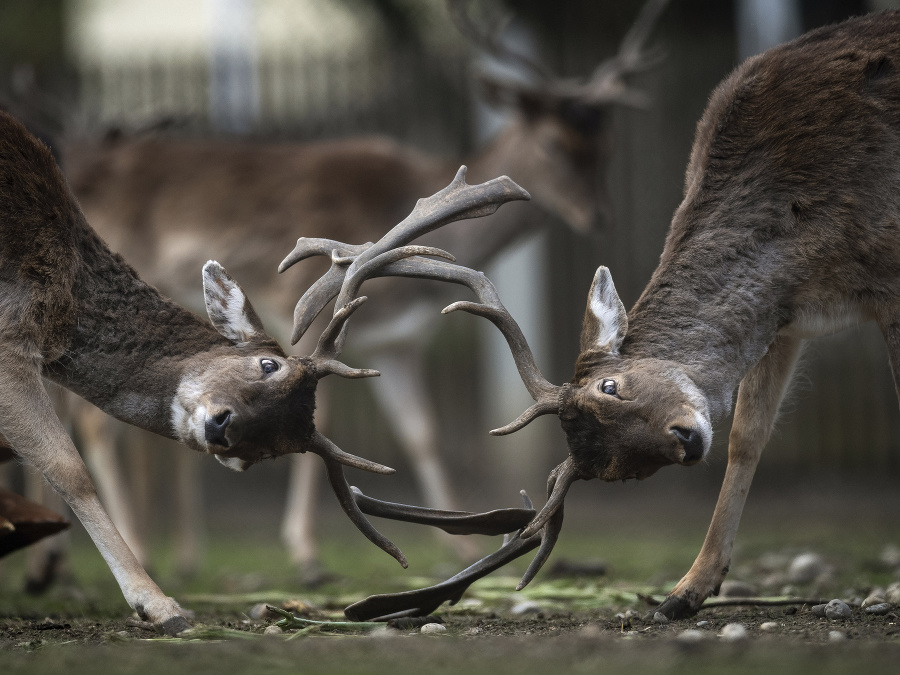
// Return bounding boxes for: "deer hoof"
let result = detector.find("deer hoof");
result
[160,615,192,636]
[646,593,700,621]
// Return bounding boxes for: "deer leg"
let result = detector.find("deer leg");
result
[0,361,190,634]
[23,467,70,593]
[368,346,482,562]
[173,446,204,578]
[77,402,149,567]
[654,334,802,620]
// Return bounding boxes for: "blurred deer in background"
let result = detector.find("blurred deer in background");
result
[0,108,540,630]
[339,9,900,621]
[50,0,668,580]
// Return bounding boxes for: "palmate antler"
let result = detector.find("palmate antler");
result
[282,167,535,567]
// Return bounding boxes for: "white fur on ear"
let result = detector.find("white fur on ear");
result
[580,266,628,353]
[202,261,266,344]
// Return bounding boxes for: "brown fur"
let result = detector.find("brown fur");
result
[557,11,900,618]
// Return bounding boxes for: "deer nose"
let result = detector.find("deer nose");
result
[205,410,232,447]
[671,426,704,464]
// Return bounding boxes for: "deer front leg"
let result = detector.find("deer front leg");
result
[654,334,802,619]
[0,361,190,635]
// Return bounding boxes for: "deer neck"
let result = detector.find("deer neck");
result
[621,204,794,422]
[42,216,227,440]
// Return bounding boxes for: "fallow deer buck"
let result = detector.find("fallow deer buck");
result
[55,0,669,575]
[0,109,543,631]
[309,9,900,621]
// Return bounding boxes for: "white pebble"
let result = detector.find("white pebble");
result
[420,623,447,634]
[828,630,847,642]
[652,612,669,625]
[510,601,542,616]
[263,625,282,635]
[861,593,886,609]
[824,599,852,620]
[886,582,900,604]
[696,620,709,628]
[719,623,747,641]
[677,629,706,642]
[719,580,756,597]
[759,621,779,631]
[864,603,892,616]
[788,553,827,584]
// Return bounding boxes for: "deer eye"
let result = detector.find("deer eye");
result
[600,379,618,396]
[260,359,279,375]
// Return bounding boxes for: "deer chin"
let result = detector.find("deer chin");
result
[215,455,251,472]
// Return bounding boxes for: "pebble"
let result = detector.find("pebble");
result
[696,620,709,628]
[249,603,278,621]
[510,601,542,616]
[861,593,886,609]
[420,623,447,634]
[263,625,282,635]
[652,612,669,625]
[677,629,706,642]
[864,603,892,616]
[719,623,747,641]
[811,604,828,617]
[825,599,853,620]
[886,582,900,604]
[759,621,779,631]
[788,553,827,584]
[828,630,847,642]
[881,544,900,568]
[719,580,757,597]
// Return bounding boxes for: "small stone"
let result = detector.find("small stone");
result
[719,580,757,597]
[579,623,602,638]
[652,612,669,625]
[677,629,706,642]
[263,625,282,635]
[420,623,447,634]
[881,544,900,568]
[861,593,887,609]
[719,623,747,641]
[695,620,709,628]
[510,601,542,616]
[788,553,827,584]
[828,630,847,642]
[824,599,852,620]
[759,621,779,631]
[811,604,828,617]
[886,582,900,604]
[624,609,641,621]
[864,603,892,616]
[249,603,277,621]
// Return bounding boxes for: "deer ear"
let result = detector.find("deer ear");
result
[580,266,627,354]
[202,261,267,344]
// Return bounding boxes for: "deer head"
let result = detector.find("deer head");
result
[450,0,669,232]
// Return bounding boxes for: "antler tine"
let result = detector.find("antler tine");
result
[582,0,670,106]
[350,487,534,536]
[520,457,582,539]
[447,0,555,84]
[281,166,529,348]
[306,432,408,568]
[516,467,569,590]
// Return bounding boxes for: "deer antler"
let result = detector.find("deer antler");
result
[344,462,580,621]
[281,167,531,568]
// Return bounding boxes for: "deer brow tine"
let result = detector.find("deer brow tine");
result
[344,530,541,621]
[350,487,535,536]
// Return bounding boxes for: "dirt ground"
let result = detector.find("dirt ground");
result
[1,481,899,673]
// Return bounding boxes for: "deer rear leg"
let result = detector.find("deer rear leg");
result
[0,361,190,634]
[654,334,802,620]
